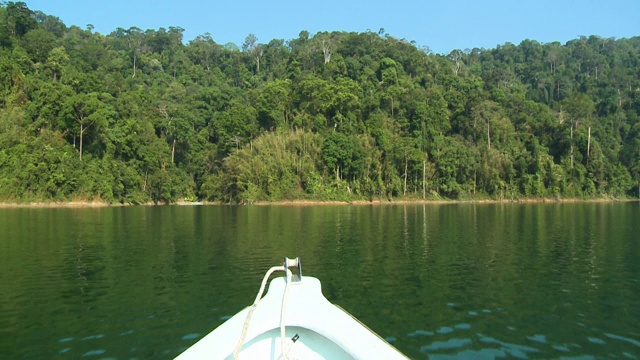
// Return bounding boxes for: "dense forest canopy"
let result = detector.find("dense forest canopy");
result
[0,2,639,204]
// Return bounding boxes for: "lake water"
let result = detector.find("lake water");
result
[0,203,639,359]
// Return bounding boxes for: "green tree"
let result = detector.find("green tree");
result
[21,29,57,63]
[60,93,113,161]
[46,46,69,81]
[242,33,263,73]
[322,132,358,182]
[255,79,292,130]
[211,100,259,155]
[4,2,36,37]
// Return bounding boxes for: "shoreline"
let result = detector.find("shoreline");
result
[252,198,637,206]
[0,198,636,208]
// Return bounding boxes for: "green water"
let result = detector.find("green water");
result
[0,203,639,359]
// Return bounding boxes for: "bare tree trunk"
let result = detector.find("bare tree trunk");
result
[487,121,491,150]
[403,154,408,196]
[422,159,426,199]
[321,39,333,64]
[570,125,574,169]
[618,88,623,109]
[132,54,136,78]
[79,122,84,161]
[451,50,462,76]
[391,97,394,117]
[171,138,176,164]
[587,127,591,165]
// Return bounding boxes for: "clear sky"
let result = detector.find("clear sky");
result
[23,0,640,55]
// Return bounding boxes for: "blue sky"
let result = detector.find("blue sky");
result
[24,0,640,54]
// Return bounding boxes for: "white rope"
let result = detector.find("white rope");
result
[280,268,292,360]
[233,265,293,360]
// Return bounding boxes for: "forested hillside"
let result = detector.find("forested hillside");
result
[0,2,639,204]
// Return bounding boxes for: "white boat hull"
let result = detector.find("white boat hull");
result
[176,276,407,359]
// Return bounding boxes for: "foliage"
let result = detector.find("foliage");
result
[0,3,639,203]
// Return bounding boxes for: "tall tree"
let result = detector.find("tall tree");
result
[61,93,112,161]
[4,2,37,37]
[242,33,263,73]
[125,27,145,78]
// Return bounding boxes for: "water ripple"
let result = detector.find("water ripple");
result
[430,348,507,360]
[408,330,434,337]
[81,334,105,341]
[526,334,547,343]
[180,333,200,341]
[454,323,471,330]
[437,326,454,334]
[552,344,571,352]
[604,333,640,347]
[420,338,473,352]
[587,336,606,345]
[81,349,106,357]
[478,334,539,358]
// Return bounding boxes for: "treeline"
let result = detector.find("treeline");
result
[0,2,639,204]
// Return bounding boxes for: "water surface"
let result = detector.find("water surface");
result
[0,203,638,358]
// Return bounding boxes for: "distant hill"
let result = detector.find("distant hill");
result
[0,2,639,203]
